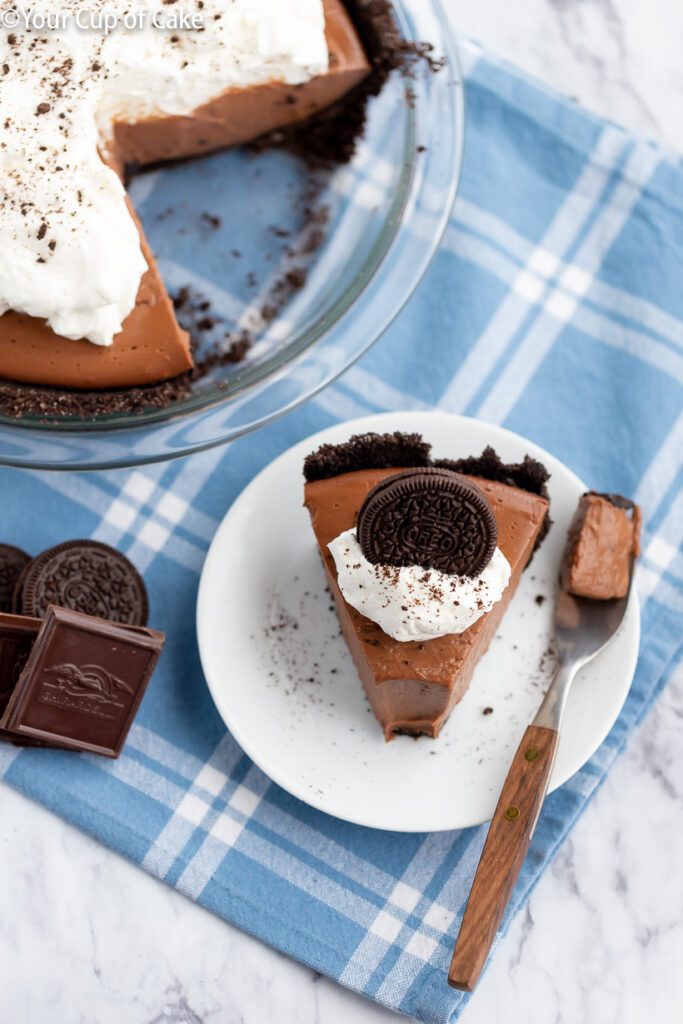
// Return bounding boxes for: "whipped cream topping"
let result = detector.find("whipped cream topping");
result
[0,1,328,346]
[0,11,145,345]
[99,0,329,127]
[328,529,511,643]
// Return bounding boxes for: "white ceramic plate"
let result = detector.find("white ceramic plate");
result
[197,412,640,831]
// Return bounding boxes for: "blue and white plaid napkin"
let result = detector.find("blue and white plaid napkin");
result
[1,40,681,1023]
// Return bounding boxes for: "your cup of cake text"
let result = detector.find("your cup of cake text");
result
[1,5,205,33]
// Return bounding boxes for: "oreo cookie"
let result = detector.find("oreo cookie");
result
[10,556,33,614]
[0,545,31,614]
[13,540,148,626]
[357,468,498,577]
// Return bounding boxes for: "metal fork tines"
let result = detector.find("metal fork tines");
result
[535,561,634,733]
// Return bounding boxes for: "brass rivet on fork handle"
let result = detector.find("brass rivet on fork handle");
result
[448,725,559,992]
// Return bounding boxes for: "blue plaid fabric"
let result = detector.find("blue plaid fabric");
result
[1,40,681,1023]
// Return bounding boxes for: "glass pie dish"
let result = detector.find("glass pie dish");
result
[0,0,464,470]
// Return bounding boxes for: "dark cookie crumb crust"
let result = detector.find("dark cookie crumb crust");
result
[433,448,550,502]
[587,490,635,511]
[251,0,437,168]
[0,375,194,421]
[435,447,552,552]
[303,431,431,481]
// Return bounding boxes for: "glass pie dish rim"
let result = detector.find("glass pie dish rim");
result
[0,0,465,470]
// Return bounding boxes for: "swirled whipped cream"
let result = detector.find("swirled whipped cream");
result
[0,1,328,346]
[328,529,511,643]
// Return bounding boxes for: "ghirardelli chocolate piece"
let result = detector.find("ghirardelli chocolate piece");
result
[0,545,31,613]
[15,540,149,626]
[357,468,498,577]
[0,606,164,757]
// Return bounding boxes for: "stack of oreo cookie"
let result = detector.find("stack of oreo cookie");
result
[0,540,163,757]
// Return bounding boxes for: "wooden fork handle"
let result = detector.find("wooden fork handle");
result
[448,724,559,992]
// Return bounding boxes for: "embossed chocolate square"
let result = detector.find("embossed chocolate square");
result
[0,606,164,757]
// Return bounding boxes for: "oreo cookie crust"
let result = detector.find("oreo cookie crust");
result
[434,447,552,553]
[588,490,635,511]
[357,468,498,576]
[0,545,31,613]
[15,540,149,626]
[303,432,431,482]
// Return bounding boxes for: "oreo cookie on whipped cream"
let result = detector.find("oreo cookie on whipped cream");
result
[330,469,508,644]
[356,467,499,577]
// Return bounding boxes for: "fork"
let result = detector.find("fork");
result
[448,563,635,992]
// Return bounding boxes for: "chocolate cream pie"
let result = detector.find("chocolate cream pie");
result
[304,433,552,740]
[0,1,404,393]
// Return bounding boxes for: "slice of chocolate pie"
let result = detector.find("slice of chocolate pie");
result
[304,432,551,740]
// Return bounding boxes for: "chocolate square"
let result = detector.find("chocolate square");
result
[0,606,164,757]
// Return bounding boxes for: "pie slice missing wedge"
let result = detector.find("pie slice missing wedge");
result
[304,432,551,740]
[0,0,375,391]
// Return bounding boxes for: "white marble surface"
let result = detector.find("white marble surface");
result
[453,0,683,151]
[2,2,682,1022]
